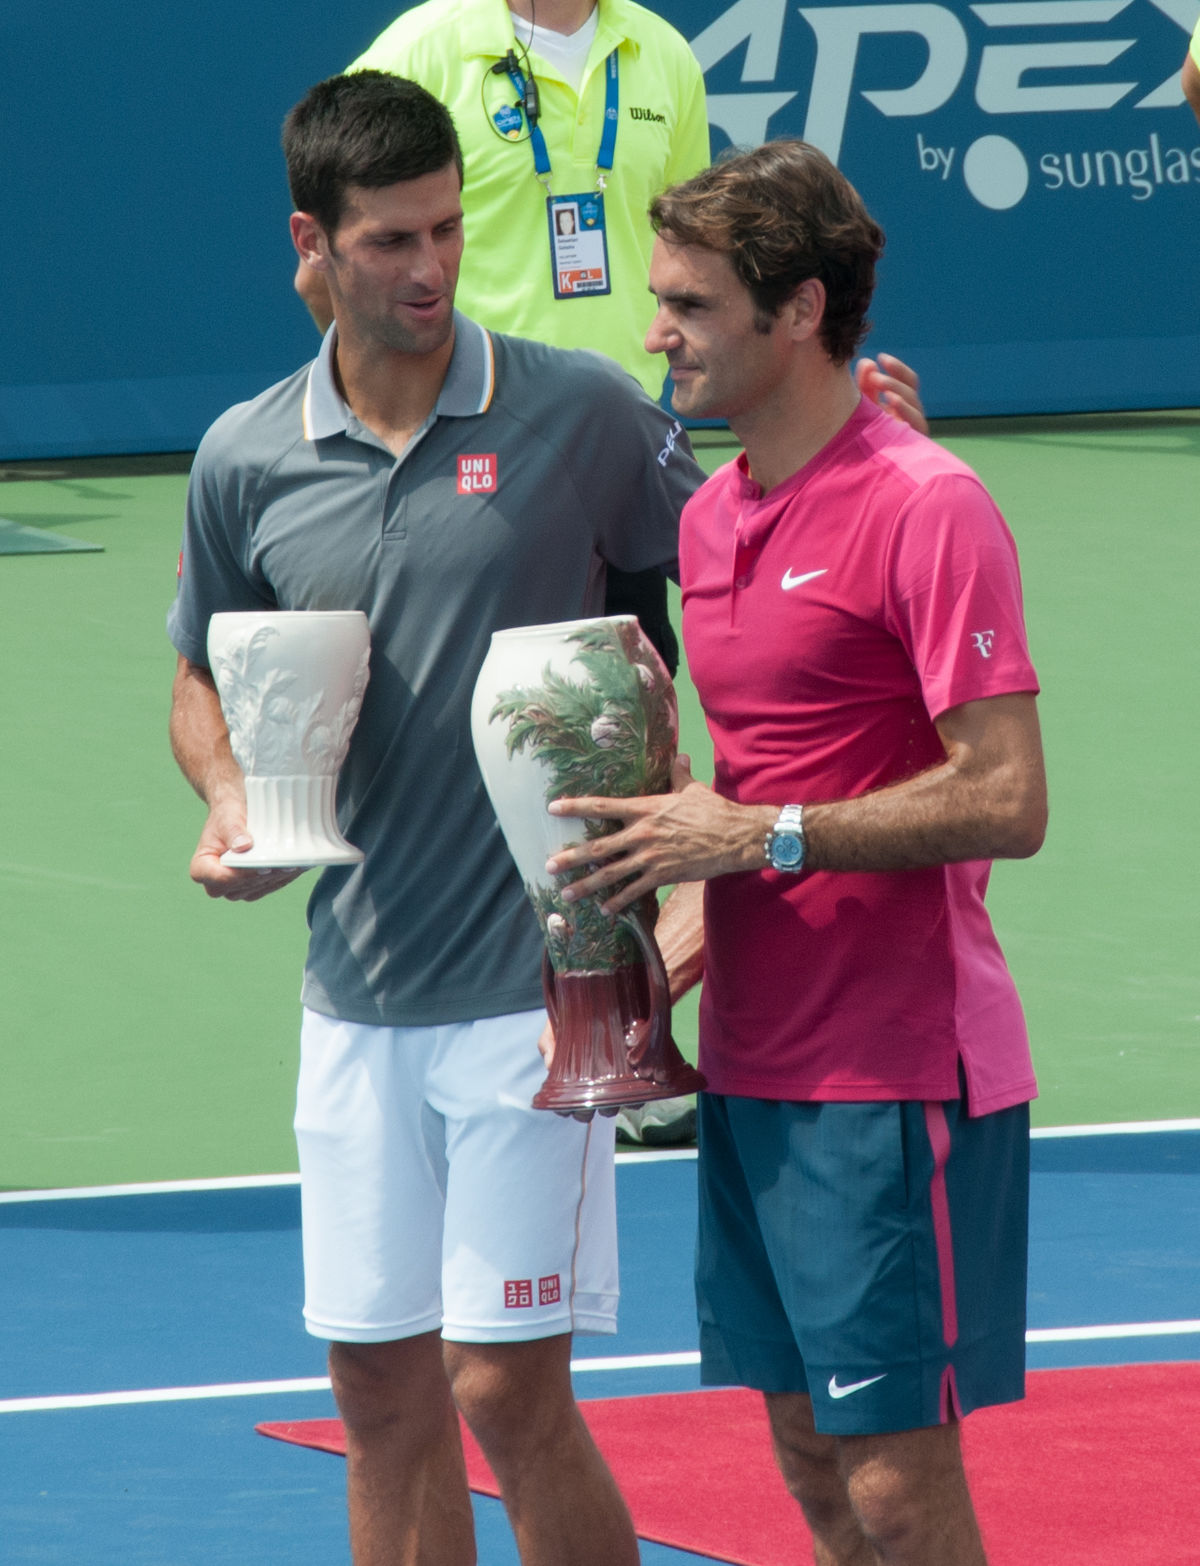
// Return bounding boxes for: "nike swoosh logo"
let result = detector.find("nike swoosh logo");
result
[828,1373,887,1400]
[781,568,828,591]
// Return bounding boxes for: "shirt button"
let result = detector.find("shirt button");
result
[735,575,748,588]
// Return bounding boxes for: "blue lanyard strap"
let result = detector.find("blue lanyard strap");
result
[596,50,619,172]
[504,47,620,186]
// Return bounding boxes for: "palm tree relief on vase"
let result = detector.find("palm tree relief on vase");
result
[471,616,706,1117]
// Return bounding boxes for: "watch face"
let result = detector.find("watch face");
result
[771,832,804,869]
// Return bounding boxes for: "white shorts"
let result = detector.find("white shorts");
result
[295,1006,618,1344]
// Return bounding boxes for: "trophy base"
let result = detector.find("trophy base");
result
[533,1063,706,1119]
[223,776,364,870]
[220,845,364,869]
[533,964,706,1119]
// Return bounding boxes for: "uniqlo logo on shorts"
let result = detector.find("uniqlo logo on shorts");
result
[538,1274,561,1306]
[457,453,498,494]
[504,1279,533,1309]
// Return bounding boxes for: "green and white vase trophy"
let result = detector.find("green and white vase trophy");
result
[206,610,371,867]
[471,616,706,1117]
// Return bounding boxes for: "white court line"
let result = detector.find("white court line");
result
[571,1351,700,1372]
[0,1378,332,1414]
[2,1125,1195,1413]
[4,1329,1199,1416]
[0,1173,302,1204]
[1030,1119,1200,1138]
[2,1119,1198,1203]
[0,1158,691,1202]
[1026,1320,1200,1343]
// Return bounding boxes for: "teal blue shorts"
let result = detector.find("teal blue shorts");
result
[695,1084,1030,1436]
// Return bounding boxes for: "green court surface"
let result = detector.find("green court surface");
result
[1,417,1197,1190]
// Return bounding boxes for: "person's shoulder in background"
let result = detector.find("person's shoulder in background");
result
[345,0,487,77]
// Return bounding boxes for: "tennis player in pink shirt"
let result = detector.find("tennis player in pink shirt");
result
[547,140,1048,1566]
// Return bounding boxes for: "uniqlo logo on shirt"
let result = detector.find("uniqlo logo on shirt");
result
[457,453,498,494]
[538,1274,561,1306]
[504,1279,533,1309]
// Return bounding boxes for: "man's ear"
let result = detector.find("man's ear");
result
[290,211,329,270]
[784,277,826,345]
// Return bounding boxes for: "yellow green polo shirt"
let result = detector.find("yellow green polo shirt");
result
[349,0,710,395]
[1192,15,1200,66]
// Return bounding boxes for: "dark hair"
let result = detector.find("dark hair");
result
[282,71,464,235]
[650,140,884,363]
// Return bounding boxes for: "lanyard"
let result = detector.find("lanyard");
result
[503,47,620,191]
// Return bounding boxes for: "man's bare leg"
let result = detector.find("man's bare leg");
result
[445,1334,639,1566]
[329,1333,476,1566]
[766,1392,987,1566]
[766,1392,875,1566]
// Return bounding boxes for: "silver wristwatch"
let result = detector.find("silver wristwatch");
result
[765,805,806,873]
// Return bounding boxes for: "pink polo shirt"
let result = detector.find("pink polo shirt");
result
[680,398,1040,1115]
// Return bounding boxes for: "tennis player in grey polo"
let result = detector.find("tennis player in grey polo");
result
[169,312,695,1025]
[166,70,704,1566]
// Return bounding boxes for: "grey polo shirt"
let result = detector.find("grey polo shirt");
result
[168,313,701,1026]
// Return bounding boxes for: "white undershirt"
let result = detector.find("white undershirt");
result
[510,6,599,92]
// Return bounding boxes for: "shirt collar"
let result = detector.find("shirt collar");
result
[301,312,496,443]
[456,0,638,62]
[733,397,877,502]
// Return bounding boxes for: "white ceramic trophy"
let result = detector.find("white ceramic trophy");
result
[206,610,371,867]
[471,615,705,1116]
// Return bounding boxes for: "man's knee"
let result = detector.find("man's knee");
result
[329,1333,450,1436]
[765,1393,847,1521]
[838,1423,973,1550]
[444,1336,576,1453]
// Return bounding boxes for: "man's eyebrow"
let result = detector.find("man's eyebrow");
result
[648,284,709,306]
[367,212,462,240]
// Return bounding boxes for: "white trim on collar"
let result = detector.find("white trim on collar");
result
[300,315,494,443]
[301,325,345,442]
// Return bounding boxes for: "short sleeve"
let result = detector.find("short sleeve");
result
[664,48,711,186]
[883,473,1039,719]
[567,361,701,580]
[166,425,275,666]
[345,12,424,75]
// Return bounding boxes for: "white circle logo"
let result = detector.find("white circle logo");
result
[962,136,1029,211]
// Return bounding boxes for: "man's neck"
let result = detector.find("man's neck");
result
[733,360,863,497]
[331,327,456,458]
[508,0,597,35]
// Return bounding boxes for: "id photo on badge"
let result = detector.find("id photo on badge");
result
[548,194,610,299]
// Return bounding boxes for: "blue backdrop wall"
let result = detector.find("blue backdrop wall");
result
[3,0,1198,457]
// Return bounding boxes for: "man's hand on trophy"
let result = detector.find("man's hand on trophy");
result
[546,757,773,917]
[189,796,305,902]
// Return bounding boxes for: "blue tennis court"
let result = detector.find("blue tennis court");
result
[3,1128,1197,1564]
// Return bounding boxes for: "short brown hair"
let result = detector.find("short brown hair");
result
[283,72,463,236]
[650,140,884,364]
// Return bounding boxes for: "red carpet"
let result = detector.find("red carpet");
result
[258,1363,1200,1564]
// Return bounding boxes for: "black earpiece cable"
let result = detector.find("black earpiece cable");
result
[484,7,541,140]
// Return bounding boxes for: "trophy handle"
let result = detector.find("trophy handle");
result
[616,905,671,1075]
